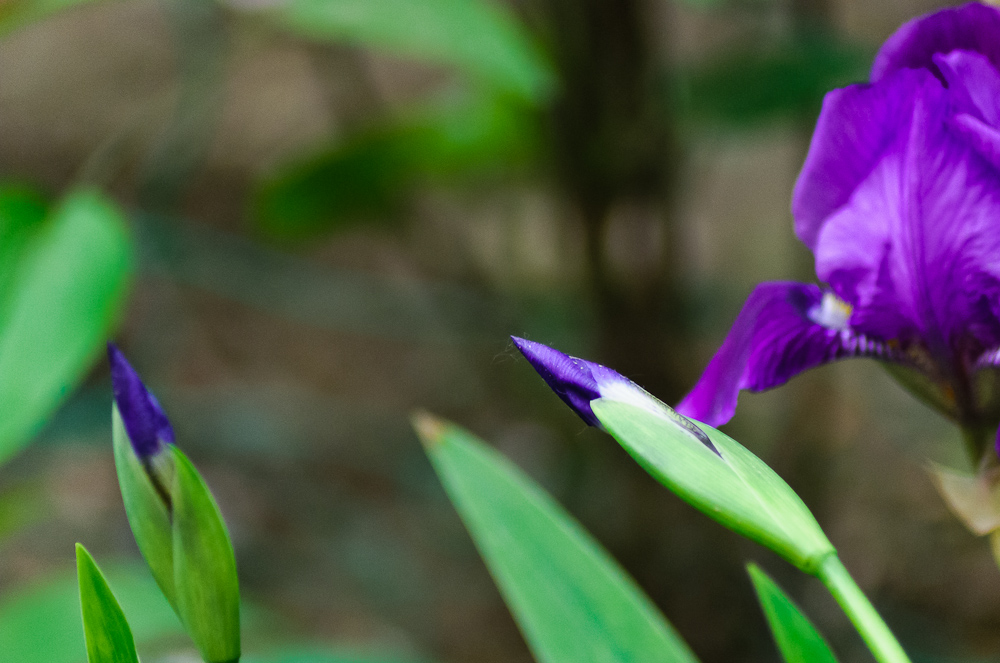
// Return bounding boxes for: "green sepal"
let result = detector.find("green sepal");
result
[171,446,241,663]
[112,403,177,608]
[747,564,838,663]
[76,543,140,663]
[591,399,834,574]
[415,412,699,663]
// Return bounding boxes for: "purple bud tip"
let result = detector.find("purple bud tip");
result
[108,343,174,459]
[511,336,614,427]
[511,336,720,456]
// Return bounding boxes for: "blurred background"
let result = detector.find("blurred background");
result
[0,0,995,661]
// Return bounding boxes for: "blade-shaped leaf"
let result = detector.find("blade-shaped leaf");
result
[591,399,833,573]
[76,544,140,663]
[0,189,131,465]
[0,561,183,663]
[274,0,555,102]
[414,412,699,663]
[171,446,241,663]
[747,564,838,663]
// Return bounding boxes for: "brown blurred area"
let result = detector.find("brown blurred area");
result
[1,0,998,662]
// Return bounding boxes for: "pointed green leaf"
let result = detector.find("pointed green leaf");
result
[0,189,131,465]
[747,564,838,663]
[591,399,834,573]
[112,404,177,608]
[414,413,699,663]
[76,544,140,663]
[0,561,184,663]
[171,446,241,663]
[275,0,555,102]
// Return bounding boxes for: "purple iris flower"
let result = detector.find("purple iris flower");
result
[108,343,174,459]
[677,3,1000,458]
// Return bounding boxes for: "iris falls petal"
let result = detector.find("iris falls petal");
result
[676,283,893,427]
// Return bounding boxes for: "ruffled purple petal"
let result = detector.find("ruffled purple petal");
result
[871,3,1000,83]
[676,283,894,427]
[936,50,1000,171]
[108,344,174,459]
[792,69,930,250]
[812,68,1000,352]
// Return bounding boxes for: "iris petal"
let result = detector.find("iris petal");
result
[511,336,605,427]
[813,68,1000,352]
[871,2,1000,83]
[108,344,174,459]
[792,69,930,250]
[936,50,1000,171]
[676,283,893,426]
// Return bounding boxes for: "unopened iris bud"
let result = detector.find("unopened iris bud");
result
[512,336,834,573]
[109,344,240,663]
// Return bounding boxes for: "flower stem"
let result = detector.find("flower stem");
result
[816,555,911,663]
[959,424,990,471]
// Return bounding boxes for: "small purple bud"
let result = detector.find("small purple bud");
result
[108,343,174,459]
[511,336,720,456]
[511,337,605,427]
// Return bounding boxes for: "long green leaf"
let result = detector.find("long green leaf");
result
[76,544,140,663]
[0,189,131,465]
[591,399,833,573]
[414,412,699,663]
[275,0,554,102]
[747,564,838,663]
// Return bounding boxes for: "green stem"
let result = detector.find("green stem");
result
[959,424,990,471]
[816,555,911,663]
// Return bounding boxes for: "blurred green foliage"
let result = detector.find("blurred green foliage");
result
[253,90,539,241]
[676,34,870,128]
[0,189,131,465]
[274,0,555,103]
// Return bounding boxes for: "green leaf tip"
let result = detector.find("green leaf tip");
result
[747,563,838,663]
[411,410,447,450]
[76,543,140,663]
